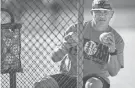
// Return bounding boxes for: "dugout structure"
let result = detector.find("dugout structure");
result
[1,0,84,87]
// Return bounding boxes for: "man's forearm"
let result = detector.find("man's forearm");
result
[107,55,121,76]
[51,42,70,62]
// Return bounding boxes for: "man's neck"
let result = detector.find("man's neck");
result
[92,20,109,32]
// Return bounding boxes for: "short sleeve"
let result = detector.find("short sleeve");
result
[65,24,77,36]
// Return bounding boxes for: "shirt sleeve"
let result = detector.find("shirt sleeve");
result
[64,23,77,36]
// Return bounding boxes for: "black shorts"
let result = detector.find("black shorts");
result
[51,73,110,88]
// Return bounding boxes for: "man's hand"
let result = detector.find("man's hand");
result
[99,32,116,53]
[63,32,78,49]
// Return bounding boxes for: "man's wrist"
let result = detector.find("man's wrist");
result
[109,49,117,56]
[109,45,116,52]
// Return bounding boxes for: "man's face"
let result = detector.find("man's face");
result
[92,10,114,26]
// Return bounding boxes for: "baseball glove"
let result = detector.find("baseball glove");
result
[84,40,110,65]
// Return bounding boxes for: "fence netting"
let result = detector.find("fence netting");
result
[1,0,84,87]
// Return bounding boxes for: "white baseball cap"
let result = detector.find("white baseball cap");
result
[91,0,113,11]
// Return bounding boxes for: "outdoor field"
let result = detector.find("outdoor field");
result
[1,7,135,88]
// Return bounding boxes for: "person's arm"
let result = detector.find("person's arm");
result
[51,45,68,62]
[107,39,124,76]
[51,24,77,62]
[107,55,121,76]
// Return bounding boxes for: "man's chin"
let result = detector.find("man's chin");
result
[99,20,106,23]
[97,21,107,25]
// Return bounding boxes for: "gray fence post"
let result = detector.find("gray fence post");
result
[77,0,84,88]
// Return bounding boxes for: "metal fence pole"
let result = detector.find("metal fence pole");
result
[77,0,84,88]
[9,72,16,88]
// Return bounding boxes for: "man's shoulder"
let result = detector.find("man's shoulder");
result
[109,26,120,36]
[109,26,124,44]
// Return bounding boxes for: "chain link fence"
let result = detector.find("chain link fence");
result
[1,0,84,87]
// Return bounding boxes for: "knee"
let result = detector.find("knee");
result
[85,77,103,88]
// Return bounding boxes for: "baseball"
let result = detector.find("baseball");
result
[99,32,114,44]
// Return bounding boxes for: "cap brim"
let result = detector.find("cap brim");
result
[91,8,111,11]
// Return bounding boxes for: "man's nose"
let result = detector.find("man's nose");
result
[99,14,105,18]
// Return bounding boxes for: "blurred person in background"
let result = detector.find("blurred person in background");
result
[1,0,24,22]
[34,0,125,88]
